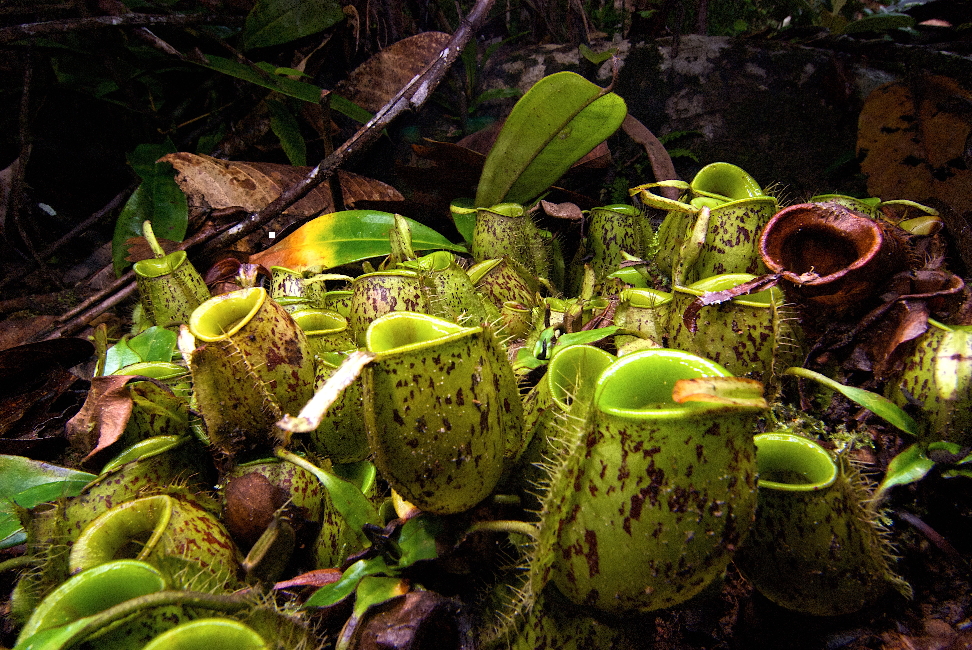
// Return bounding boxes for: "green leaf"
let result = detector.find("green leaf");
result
[126,327,177,364]
[0,456,95,550]
[449,199,476,246]
[103,338,141,376]
[554,326,621,353]
[329,94,374,124]
[0,456,96,508]
[467,87,522,114]
[396,515,441,568]
[843,12,914,33]
[0,513,26,549]
[267,99,307,166]
[200,55,322,104]
[877,444,934,497]
[476,71,627,207]
[128,142,175,181]
[783,367,920,436]
[243,0,346,50]
[304,556,390,608]
[578,43,615,65]
[276,449,380,549]
[929,441,972,478]
[513,347,548,371]
[274,66,309,77]
[351,576,408,618]
[111,142,188,276]
[251,210,466,271]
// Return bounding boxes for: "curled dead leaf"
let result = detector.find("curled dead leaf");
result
[672,377,768,408]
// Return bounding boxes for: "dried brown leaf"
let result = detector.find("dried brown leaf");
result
[274,568,343,590]
[64,375,135,457]
[334,32,451,113]
[160,153,403,217]
[858,76,972,216]
[539,200,583,220]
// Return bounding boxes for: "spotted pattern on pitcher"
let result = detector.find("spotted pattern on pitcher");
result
[548,410,758,612]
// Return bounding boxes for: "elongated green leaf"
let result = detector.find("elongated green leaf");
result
[0,456,96,550]
[330,94,374,124]
[304,556,390,608]
[784,367,919,436]
[111,142,188,276]
[201,55,322,104]
[251,210,466,271]
[476,72,627,207]
[0,456,96,508]
[877,444,934,498]
[843,12,914,33]
[276,449,380,549]
[243,0,346,50]
[554,326,621,353]
[267,99,307,166]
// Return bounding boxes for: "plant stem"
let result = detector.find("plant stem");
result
[143,220,166,258]
[0,555,39,573]
[466,520,539,539]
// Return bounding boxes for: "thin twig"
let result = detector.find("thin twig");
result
[48,281,137,337]
[43,222,227,335]
[895,509,969,571]
[197,0,498,257]
[0,183,135,290]
[132,27,184,59]
[0,13,243,46]
[35,0,496,340]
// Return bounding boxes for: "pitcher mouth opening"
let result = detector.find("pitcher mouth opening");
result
[760,205,884,285]
[753,432,837,491]
[594,349,735,419]
[189,288,266,341]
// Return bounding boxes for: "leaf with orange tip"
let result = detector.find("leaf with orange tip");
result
[249,210,465,271]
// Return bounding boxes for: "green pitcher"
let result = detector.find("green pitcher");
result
[472,203,551,282]
[668,274,801,385]
[362,311,522,514]
[887,319,972,446]
[633,163,776,285]
[132,221,210,329]
[734,432,908,616]
[187,287,315,460]
[534,349,766,613]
